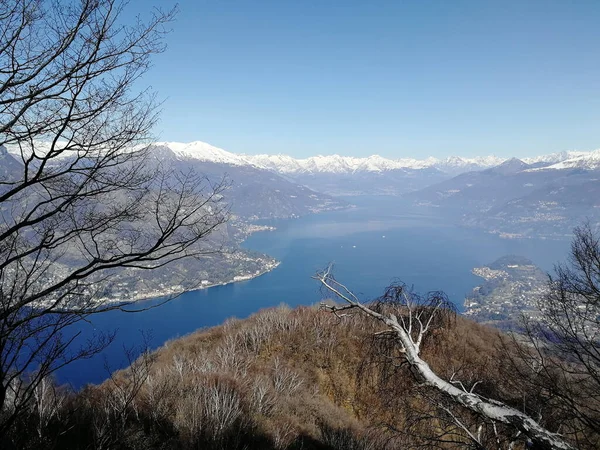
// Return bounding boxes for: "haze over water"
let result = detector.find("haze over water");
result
[59,196,570,388]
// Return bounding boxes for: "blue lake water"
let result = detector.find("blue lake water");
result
[57,196,571,388]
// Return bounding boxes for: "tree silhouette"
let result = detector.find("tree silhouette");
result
[503,223,600,449]
[0,0,228,437]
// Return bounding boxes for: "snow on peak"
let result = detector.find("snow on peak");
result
[353,155,397,172]
[439,155,504,168]
[471,155,505,167]
[538,149,600,170]
[4,140,83,159]
[242,152,505,174]
[154,141,506,174]
[6,138,600,176]
[302,154,359,173]
[522,150,588,165]
[395,156,439,170]
[150,140,600,175]
[244,153,302,173]
[156,141,254,167]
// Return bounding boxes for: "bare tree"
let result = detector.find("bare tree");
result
[0,0,228,438]
[315,267,575,450]
[502,223,600,449]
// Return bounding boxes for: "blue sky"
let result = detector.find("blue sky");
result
[130,0,600,159]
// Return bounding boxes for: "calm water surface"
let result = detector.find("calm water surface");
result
[58,196,570,388]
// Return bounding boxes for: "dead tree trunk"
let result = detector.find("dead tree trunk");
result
[315,266,574,450]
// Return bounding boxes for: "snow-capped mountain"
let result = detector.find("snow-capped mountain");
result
[4,139,79,159]
[245,153,305,173]
[434,155,505,174]
[155,141,508,174]
[405,153,600,238]
[536,149,600,170]
[242,153,506,174]
[156,141,251,166]
[7,139,600,174]
[150,141,600,197]
[522,150,590,166]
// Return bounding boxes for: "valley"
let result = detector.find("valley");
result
[56,195,570,388]
[2,2,599,447]
[4,138,595,307]
[3,139,595,315]
[146,141,600,239]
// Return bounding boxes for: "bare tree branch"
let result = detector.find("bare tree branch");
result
[315,266,575,450]
[0,0,229,439]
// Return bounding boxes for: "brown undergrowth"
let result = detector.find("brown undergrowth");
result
[4,304,573,449]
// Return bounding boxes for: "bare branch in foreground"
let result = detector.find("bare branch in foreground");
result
[314,266,575,450]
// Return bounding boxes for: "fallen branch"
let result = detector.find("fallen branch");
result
[314,266,574,450]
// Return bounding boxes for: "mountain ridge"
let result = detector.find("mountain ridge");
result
[149,140,600,175]
[7,140,600,175]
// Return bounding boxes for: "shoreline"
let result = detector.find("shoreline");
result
[35,243,281,311]
[111,225,283,306]
[40,206,350,311]
[33,261,282,311]
[116,259,282,305]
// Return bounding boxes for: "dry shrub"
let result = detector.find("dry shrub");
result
[173,374,247,448]
[8,302,588,449]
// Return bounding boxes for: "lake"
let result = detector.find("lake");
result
[57,196,571,388]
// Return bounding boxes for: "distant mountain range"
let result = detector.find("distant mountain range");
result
[152,141,506,174]
[2,141,348,221]
[405,157,600,238]
[148,143,347,220]
[10,139,599,177]
[145,143,600,236]
[0,142,347,302]
[4,140,600,238]
[152,140,600,174]
[145,141,600,197]
[145,140,600,238]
